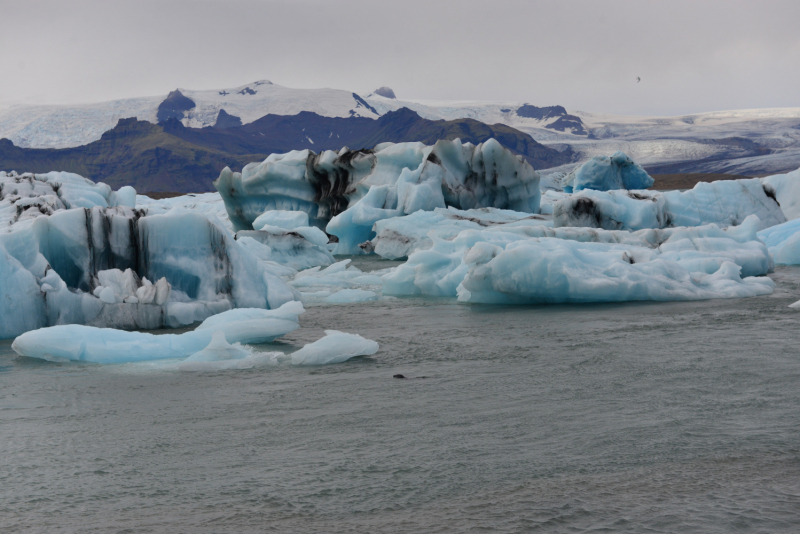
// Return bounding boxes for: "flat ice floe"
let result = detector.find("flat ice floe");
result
[290,330,379,365]
[11,302,304,364]
[382,215,774,303]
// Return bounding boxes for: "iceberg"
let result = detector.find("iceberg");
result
[457,241,773,304]
[562,152,654,193]
[11,301,304,364]
[382,215,773,301]
[761,167,800,220]
[213,138,541,254]
[235,224,335,270]
[289,259,390,305]
[757,217,800,265]
[369,207,551,259]
[290,330,379,365]
[1,171,136,229]
[0,205,299,339]
[553,178,785,231]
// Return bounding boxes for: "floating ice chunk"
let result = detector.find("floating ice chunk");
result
[757,217,800,265]
[214,139,540,253]
[235,226,334,270]
[382,219,773,301]
[370,207,551,259]
[11,301,304,364]
[252,210,310,230]
[0,204,300,338]
[323,289,378,304]
[554,178,785,231]
[183,330,252,362]
[562,152,653,193]
[0,243,46,338]
[761,168,800,220]
[291,330,379,365]
[457,240,774,304]
[196,301,305,344]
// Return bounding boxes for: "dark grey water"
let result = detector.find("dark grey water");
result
[2,264,800,533]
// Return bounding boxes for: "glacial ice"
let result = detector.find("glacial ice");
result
[0,205,299,339]
[213,139,541,254]
[11,301,304,364]
[457,241,773,304]
[757,217,800,265]
[290,330,379,365]
[369,207,551,259]
[235,224,335,270]
[252,209,310,230]
[562,151,654,193]
[289,260,390,305]
[553,179,785,231]
[761,168,800,220]
[1,171,136,229]
[382,215,773,302]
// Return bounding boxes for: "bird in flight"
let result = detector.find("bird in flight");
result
[636,77,641,83]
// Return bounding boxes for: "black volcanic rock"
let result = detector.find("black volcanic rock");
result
[516,104,587,136]
[156,90,196,123]
[516,104,568,120]
[373,86,396,99]
[214,109,243,129]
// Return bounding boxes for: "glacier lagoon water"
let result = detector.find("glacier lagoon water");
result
[2,258,800,533]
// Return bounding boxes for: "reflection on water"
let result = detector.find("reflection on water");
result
[2,267,800,532]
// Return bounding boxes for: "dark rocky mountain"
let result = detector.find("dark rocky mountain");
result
[214,109,243,129]
[165,107,573,169]
[0,119,262,193]
[515,104,587,136]
[0,108,573,193]
[373,87,396,99]
[156,90,196,123]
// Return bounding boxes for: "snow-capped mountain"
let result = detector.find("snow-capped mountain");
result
[1,79,799,176]
[0,80,380,149]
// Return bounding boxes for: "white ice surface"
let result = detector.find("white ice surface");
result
[1,171,136,230]
[214,138,540,254]
[381,215,773,303]
[290,330,379,365]
[562,151,653,192]
[553,179,785,231]
[761,168,800,220]
[11,301,304,364]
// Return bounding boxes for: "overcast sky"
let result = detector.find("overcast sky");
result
[2,0,798,116]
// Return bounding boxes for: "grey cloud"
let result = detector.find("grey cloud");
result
[1,0,798,116]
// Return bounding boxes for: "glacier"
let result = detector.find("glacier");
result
[562,151,654,193]
[213,138,541,254]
